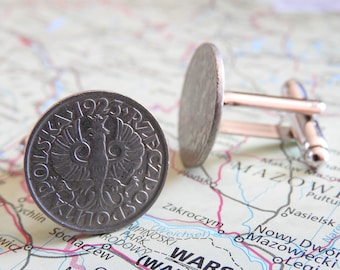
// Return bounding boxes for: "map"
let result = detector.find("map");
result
[0,0,339,269]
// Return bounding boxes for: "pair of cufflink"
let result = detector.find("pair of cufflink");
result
[22,42,328,233]
[25,42,328,170]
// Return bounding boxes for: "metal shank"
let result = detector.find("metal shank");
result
[219,120,293,140]
[220,90,325,140]
[224,92,325,115]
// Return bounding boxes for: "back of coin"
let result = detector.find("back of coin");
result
[179,43,224,167]
[24,91,168,234]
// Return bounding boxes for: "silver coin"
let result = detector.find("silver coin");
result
[178,43,224,167]
[24,91,168,234]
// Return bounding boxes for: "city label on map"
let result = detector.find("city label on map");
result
[244,225,339,269]
[245,225,296,246]
[49,227,115,260]
[281,207,336,227]
[99,222,179,257]
[274,237,340,269]
[0,236,25,253]
[305,182,340,206]
[137,246,235,270]
[162,202,224,229]
[15,197,46,223]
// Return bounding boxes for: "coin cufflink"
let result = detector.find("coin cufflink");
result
[178,43,328,169]
[24,91,168,234]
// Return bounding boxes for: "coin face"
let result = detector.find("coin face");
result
[25,91,168,234]
[178,43,224,167]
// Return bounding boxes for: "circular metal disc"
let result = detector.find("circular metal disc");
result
[179,43,224,167]
[25,91,168,234]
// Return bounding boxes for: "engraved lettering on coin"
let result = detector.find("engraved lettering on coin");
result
[25,92,168,234]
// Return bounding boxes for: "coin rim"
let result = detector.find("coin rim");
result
[24,91,169,234]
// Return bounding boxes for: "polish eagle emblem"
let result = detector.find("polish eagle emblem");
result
[50,114,145,210]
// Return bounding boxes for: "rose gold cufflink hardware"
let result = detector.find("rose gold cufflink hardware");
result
[178,43,328,169]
